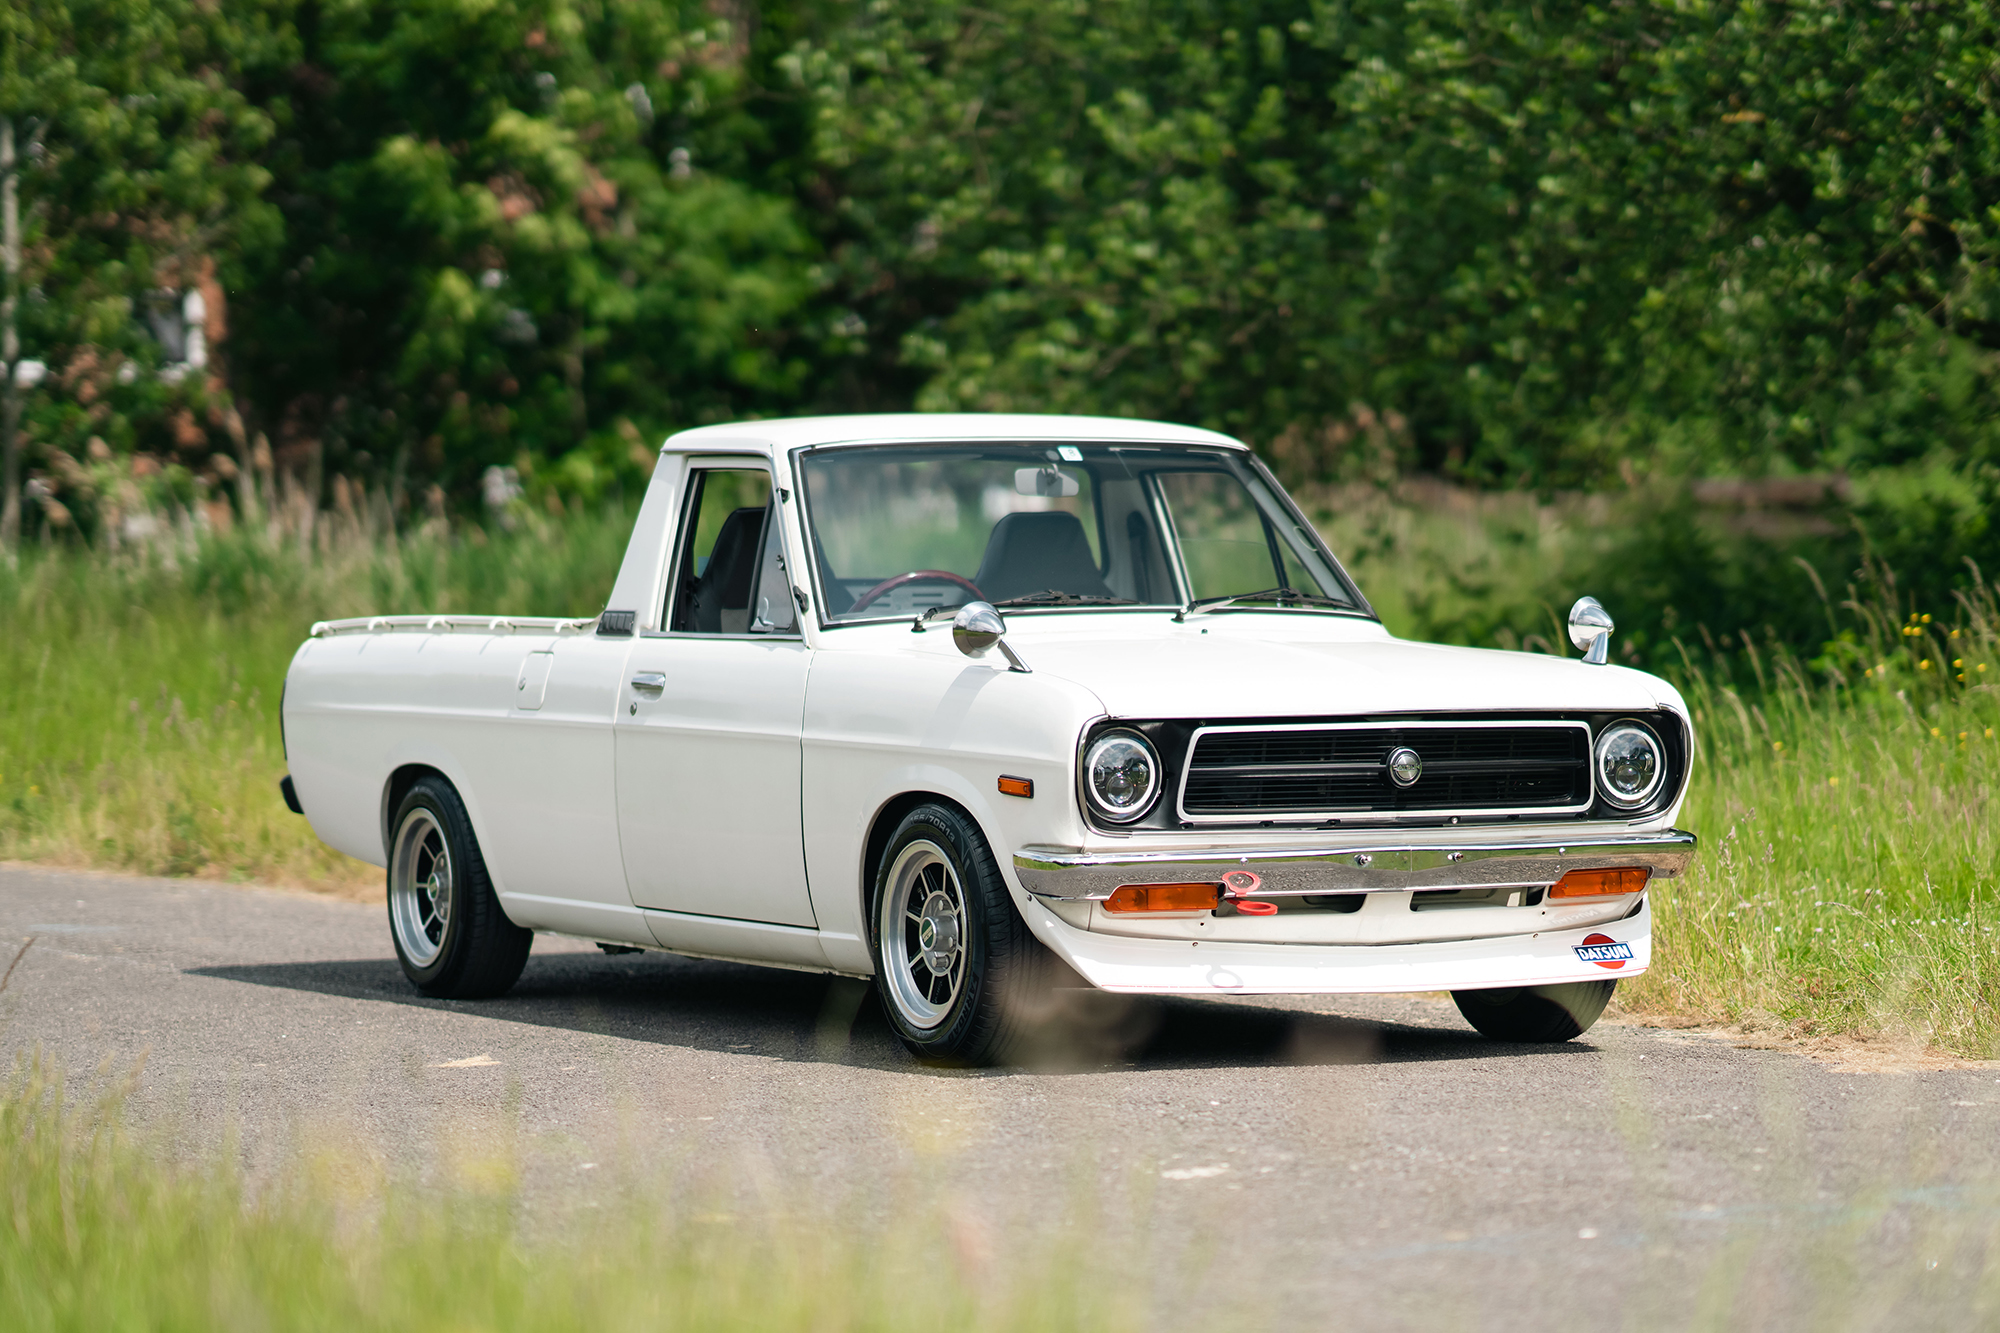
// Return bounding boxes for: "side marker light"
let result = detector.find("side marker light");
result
[998,775,1034,798]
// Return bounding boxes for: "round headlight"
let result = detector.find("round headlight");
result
[1594,723,1665,808]
[1083,730,1160,822]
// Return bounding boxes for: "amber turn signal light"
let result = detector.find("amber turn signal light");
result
[1549,867,1650,899]
[997,774,1034,798]
[1103,882,1221,914]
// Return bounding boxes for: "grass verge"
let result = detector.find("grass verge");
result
[0,506,632,893]
[1622,574,2000,1055]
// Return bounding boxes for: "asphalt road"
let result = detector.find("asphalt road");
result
[5,863,1999,1330]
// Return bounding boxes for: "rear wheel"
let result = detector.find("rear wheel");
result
[871,803,1054,1066]
[388,776,531,998]
[1451,980,1616,1042]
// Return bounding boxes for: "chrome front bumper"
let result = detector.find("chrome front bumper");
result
[1012,829,1698,901]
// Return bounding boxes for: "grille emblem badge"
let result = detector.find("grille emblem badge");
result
[1387,747,1424,787]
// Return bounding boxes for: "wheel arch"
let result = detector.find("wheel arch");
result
[860,790,983,935]
[382,762,449,859]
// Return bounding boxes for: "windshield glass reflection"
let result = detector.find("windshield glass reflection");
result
[797,443,1363,623]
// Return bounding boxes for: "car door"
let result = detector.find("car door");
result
[614,460,817,928]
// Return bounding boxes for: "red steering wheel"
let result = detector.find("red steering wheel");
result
[847,570,985,613]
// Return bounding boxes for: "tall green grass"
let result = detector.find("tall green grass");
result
[0,1055,1134,1332]
[1625,572,2000,1053]
[0,505,633,891]
[2,489,1995,1052]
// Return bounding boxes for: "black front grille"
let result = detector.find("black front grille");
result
[1180,724,1590,819]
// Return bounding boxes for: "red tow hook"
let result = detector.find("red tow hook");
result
[1220,869,1278,915]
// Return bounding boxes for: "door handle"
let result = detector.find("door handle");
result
[630,671,667,696]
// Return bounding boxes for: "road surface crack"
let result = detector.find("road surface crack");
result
[0,936,35,993]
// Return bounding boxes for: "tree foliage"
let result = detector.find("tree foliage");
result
[2,0,279,534]
[798,0,2000,491]
[6,0,2000,554]
[231,0,816,504]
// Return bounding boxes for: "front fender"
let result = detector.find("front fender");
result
[801,636,1106,972]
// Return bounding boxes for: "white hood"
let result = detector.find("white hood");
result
[1011,620,1672,719]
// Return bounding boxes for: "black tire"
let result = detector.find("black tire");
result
[1452,980,1616,1042]
[869,803,1056,1066]
[386,776,532,998]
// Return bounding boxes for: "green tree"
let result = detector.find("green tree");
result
[792,0,2000,492]
[0,0,281,547]
[228,0,816,510]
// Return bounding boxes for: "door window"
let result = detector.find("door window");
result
[667,468,797,635]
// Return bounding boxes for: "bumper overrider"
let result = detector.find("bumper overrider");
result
[1011,828,1698,900]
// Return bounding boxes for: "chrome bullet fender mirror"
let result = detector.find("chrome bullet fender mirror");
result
[952,601,1031,673]
[1568,596,1614,665]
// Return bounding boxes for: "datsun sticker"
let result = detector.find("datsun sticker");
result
[1574,933,1633,969]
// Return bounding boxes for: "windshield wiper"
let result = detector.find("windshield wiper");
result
[1175,587,1352,621]
[911,590,1134,631]
[992,590,1139,608]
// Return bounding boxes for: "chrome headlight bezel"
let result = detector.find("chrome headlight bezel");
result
[1081,729,1162,824]
[1593,721,1666,809]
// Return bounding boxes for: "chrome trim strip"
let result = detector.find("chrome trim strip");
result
[1173,719,1595,825]
[310,614,597,638]
[1012,828,1697,901]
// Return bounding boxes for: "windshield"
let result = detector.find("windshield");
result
[796,443,1366,623]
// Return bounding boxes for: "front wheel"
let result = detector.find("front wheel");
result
[388,776,532,998]
[871,803,1054,1065]
[1451,980,1616,1042]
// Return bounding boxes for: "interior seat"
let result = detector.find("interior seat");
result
[972,511,1114,603]
[689,506,766,633]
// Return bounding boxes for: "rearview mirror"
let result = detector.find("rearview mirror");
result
[1015,466,1080,498]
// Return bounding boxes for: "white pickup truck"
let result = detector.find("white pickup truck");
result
[280,413,1697,1064]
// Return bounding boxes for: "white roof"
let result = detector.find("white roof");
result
[662,412,1245,453]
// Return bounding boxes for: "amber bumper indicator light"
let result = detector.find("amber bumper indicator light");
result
[1104,883,1222,914]
[1549,867,1650,899]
